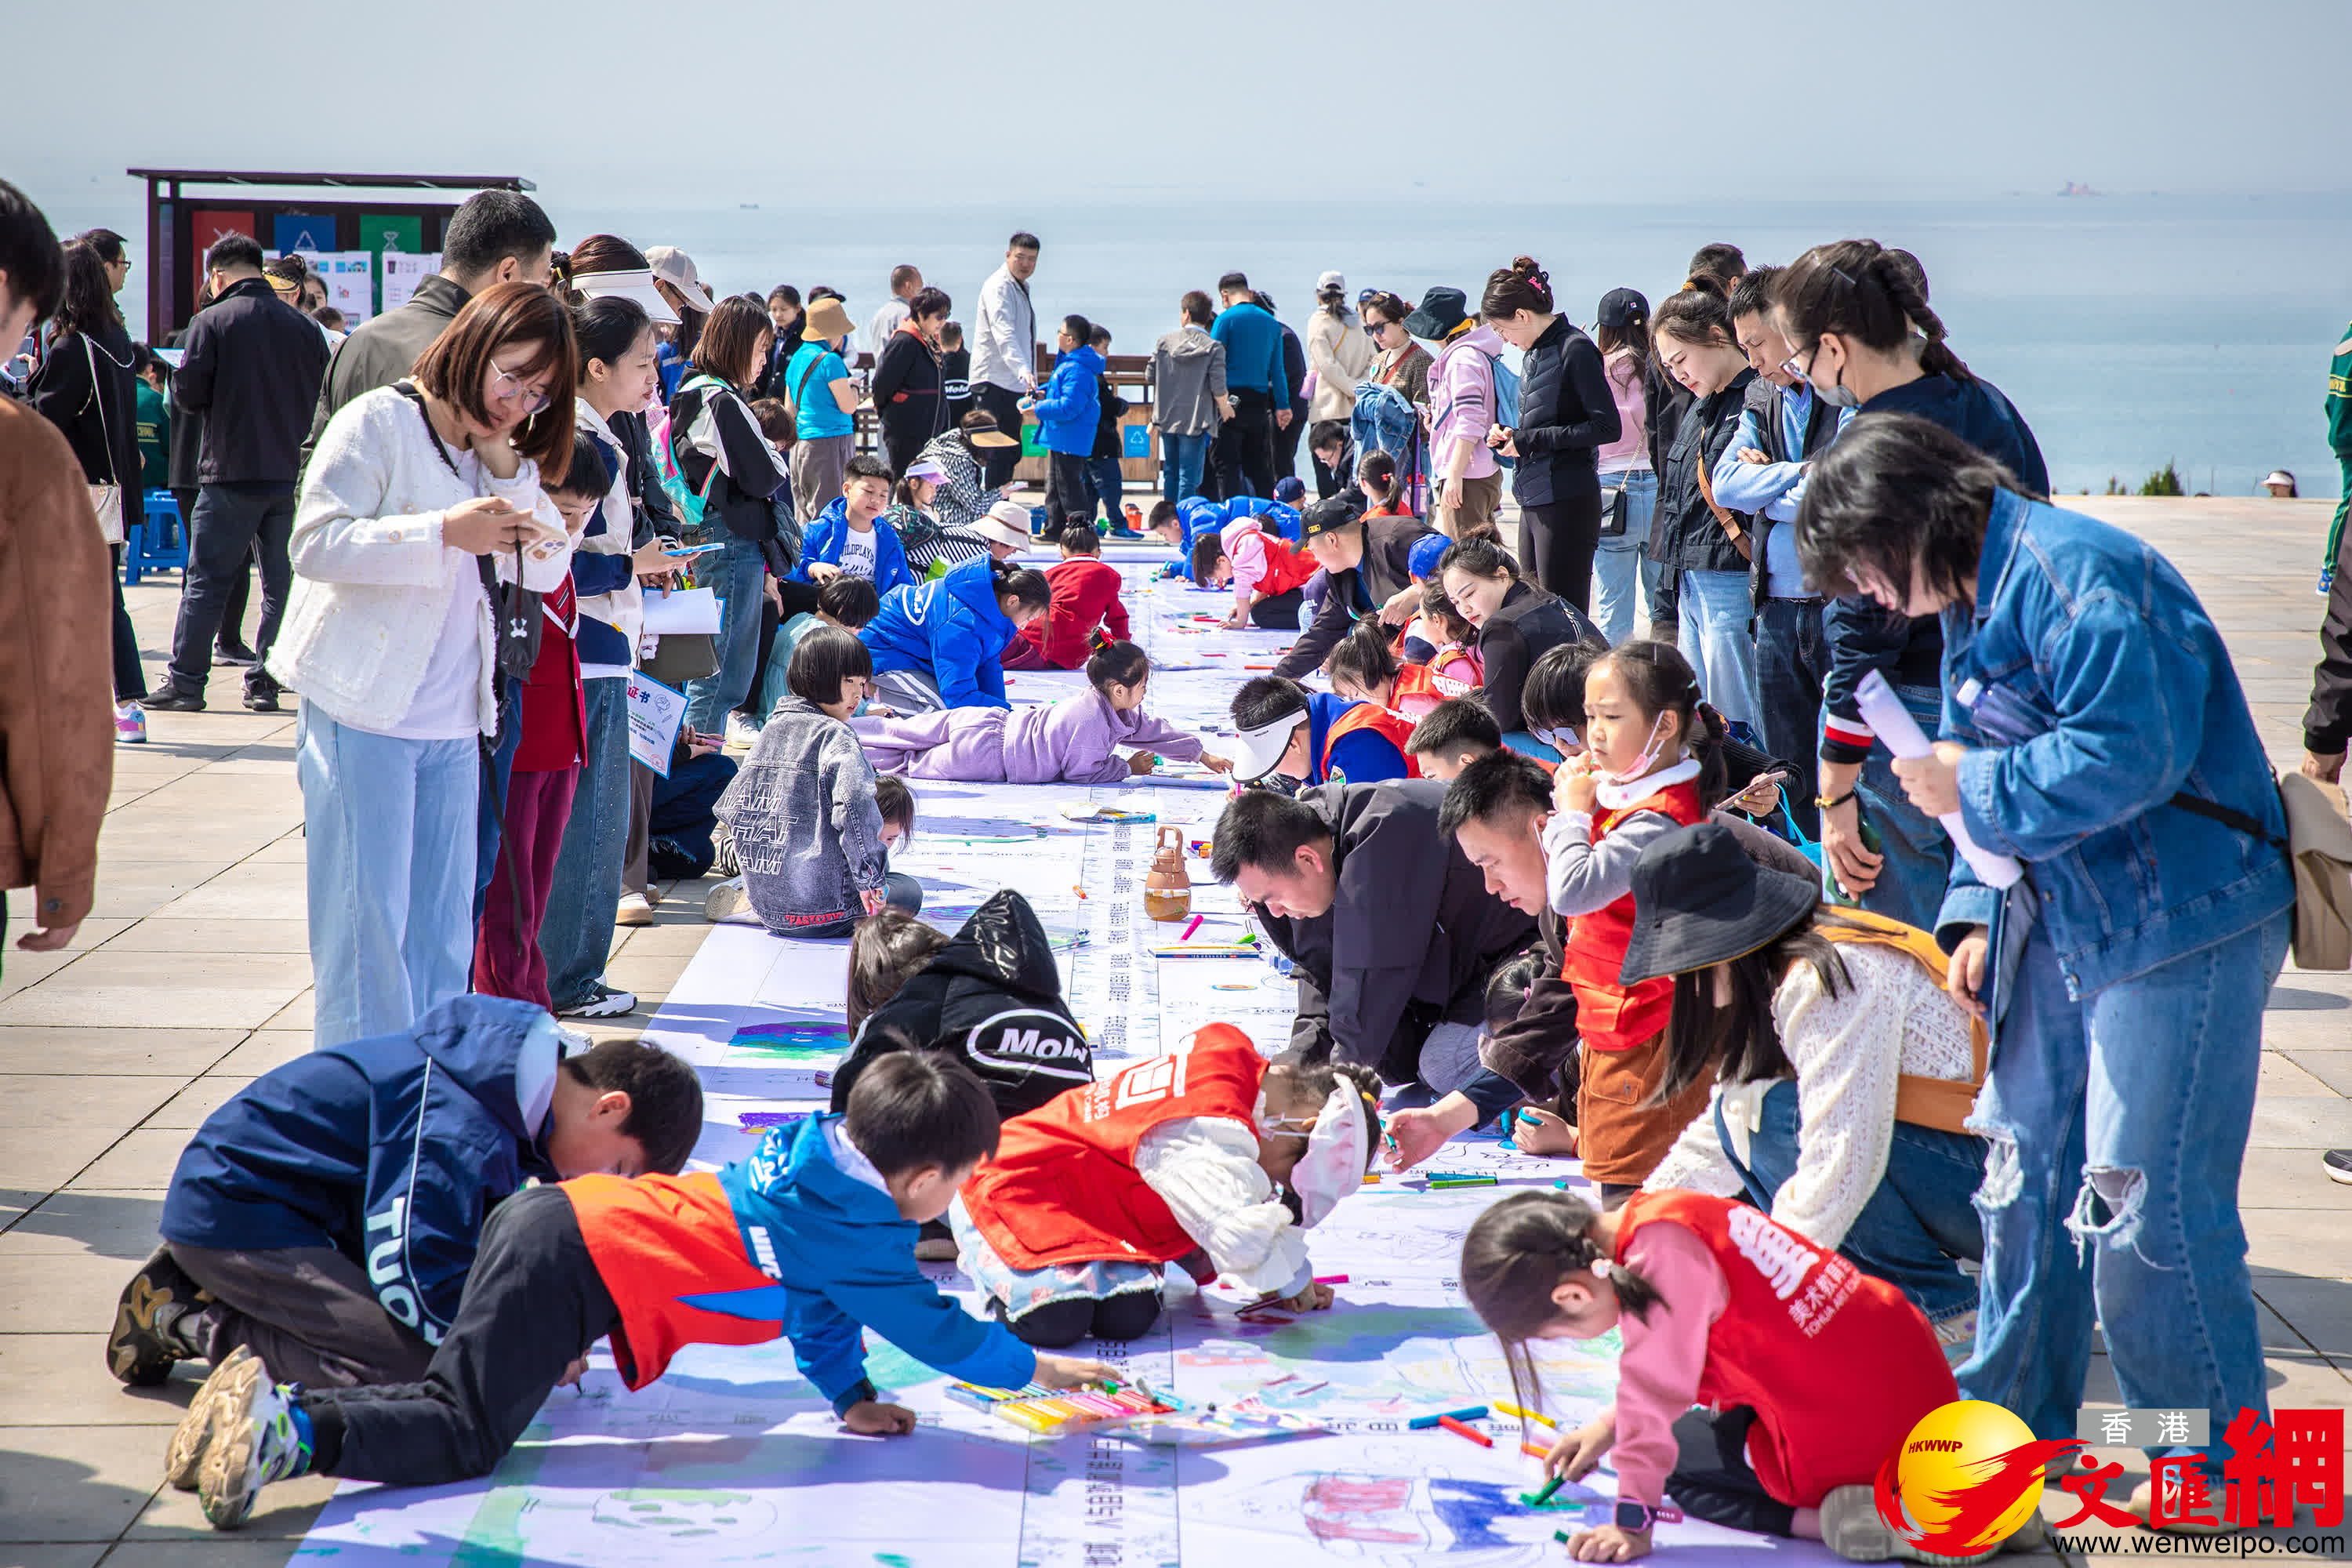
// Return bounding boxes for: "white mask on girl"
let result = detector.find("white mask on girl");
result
[1603,711,1674,787]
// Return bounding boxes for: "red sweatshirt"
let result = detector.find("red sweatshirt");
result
[514,575,585,772]
[1010,557,1130,669]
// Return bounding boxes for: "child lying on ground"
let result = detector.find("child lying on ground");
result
[856,640,1231,784]
[1463,1189,1965,1564]
[951,1023,1381,1346]
[111,996,701,1392]
[171,1052,1118,1530]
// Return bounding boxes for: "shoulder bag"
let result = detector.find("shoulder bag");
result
[80,337,125,545]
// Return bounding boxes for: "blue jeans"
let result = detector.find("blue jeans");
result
[1847,683,1953,931]
[648,750,738,880]
[1084,455,1124,524]
[472,676,524,925]
[538,677,630,1009]
[171,481,294,693]
[1675,567,1760,728]
[1161,431,1208,504]
[1753,598,1828,837]
[684,536,767,733]
[1722,1080,1984,1324]
[1959,904,2288,1469]
[1592,469,1659,644]
[296,702,477,1050]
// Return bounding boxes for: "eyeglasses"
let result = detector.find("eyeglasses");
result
[490,360,550,416]
[1781,343,1817,386]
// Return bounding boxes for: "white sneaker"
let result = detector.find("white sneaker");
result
[195,1352,313,1529]
[555,983,637,1020]
[114,701,147,744]
[615,892,653,927]
[725,713,762,750]
[705,877,760,925]
[555,1024,594,1054]
[1819,1483,1998,1563]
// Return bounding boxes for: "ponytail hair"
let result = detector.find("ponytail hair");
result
[1085,637,1149,693]
[1058,521,1102,555]
[1323,618,1399,699]
[1356,448,1399,506]
[1480,255,1553,321]
[1461,1190,1664,1425]
[1652,287,1736,351]
[1777,239,1973,383]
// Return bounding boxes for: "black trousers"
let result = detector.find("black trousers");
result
[169,481,292,693]
[1043,450,1091,532]
[974,383,1026,491]
[1211,388,1276,499]
[1273,402,1305,488]
[1250,587,1303,630]
[1005,1287,1163,1348]
[882,423,933,482]
[1519,492,1604,616]
[107,546,144,700]
[1664,1406,1798,1538]
[301,1185,620,1486]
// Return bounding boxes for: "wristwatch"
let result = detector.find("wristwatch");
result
[1614,1501,1660,1532]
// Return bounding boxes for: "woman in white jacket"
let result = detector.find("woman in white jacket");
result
[1304,274,1374,496]
[270,282,577,1049]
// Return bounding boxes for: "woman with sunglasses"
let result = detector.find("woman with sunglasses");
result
[270,282,578,1049]
[1355,291,1431,510]
[1773,240,2045,934]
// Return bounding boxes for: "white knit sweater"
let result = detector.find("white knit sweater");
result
[1134,1116,1313,1298]
[267,387,572,735]
[1642,942,1978,1250]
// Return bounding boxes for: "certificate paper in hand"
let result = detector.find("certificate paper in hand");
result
[626,670,689,776]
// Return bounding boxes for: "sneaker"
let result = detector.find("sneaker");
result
[615,892,654,927]
[555,1023,594,1054]
[705,877,759,925]
[555,982,637,1020]
[2325,1149,2352,1185]
[166,1344,256,1491]
[242,679,281,714]
[108,1246,210,1386]
[144,682,206,713]
[1818,1483,1998,1564]
[196,1356,314,1529]
[713,824,739,879]
[114,701,147,744]
[724,713,762,750]
[212,641,260,666]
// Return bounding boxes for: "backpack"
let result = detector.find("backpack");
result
[1486,351,1522,470]
[665,374,735,543]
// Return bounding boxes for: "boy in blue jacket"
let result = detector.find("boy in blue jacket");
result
[111,996,702,1393]
[859,555,1050,712]
[793,456,916,594]
[1022,314,1102,534]
[171,1051,1117,1530]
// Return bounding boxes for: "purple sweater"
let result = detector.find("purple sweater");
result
[855,690,1205,784]
[1428,325,1505,481]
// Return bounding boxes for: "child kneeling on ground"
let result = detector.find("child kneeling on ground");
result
[1463,1189,1978,1564]
[169,1051,1118,1530]
[111,996,701,1392]
[951,1022,1381,1347]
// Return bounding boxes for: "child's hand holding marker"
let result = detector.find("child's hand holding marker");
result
[843,1398,919,1436]
[1029,1352,1123,1389]
[1545,1410,1617,1483]
[1282,1280,1335,1312]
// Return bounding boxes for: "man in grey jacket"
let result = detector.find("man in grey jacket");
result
[1149,290,1230,504]
[304,191,557,455]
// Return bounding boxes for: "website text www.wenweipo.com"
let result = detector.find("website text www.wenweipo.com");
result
[2052,1534,2348,1557]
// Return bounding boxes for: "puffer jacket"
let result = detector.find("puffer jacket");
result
[1508,317,1619,509]
[716,694,887,934]
[1656,368,1757,573]
[829,889,1092,1119]
[859,555,1018,710]
[1030,343,1105,456]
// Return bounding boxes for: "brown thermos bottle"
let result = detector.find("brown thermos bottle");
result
[1144,826,1192,921]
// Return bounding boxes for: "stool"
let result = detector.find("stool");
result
[125,490,188,584]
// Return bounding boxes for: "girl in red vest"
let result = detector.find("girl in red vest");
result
[952,1024,1381,1348]
[1462,1189,1959,1564]
[1194,511,1321,630]
[1548,642,1717,1203]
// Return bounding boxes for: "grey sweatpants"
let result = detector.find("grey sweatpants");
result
[1416,1022,1487,1098]
[168,1240,436,1389]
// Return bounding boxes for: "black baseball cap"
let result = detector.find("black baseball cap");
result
[1299,492,1367,540]
[1596,288,1650,331]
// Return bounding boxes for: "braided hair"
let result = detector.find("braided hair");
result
[1777,238,1973,383]
[1462,1190,1664,1425]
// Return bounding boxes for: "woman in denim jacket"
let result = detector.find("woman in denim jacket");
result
[1796,413,2293,1518]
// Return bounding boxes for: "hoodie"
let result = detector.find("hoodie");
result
[1031,343,1105,456]
[794,495,916,593]
[860,555,1019,710]
[830,889,1093,1119]
[568,1115,1036,1408]
[1427,325,1508,482]
[855,686,1206,785]
[160,996,561,1346]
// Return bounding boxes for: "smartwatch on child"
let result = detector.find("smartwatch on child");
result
[1614,1501,1660,1533]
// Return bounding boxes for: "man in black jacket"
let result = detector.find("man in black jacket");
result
[305,191,556,454]
[1273,491,1437,679]
[1209,782,1535,1093]
[151,234,328,713]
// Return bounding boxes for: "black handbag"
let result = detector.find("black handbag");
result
[397,382,540,680]
[1598,484,1628,538]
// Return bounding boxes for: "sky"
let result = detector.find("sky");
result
[12,0,2349,217]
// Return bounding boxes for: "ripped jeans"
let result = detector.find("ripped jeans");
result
[1958,906,2288,1471]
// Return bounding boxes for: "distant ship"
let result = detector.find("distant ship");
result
[2058,181,2100,198]
[740,203,758,209]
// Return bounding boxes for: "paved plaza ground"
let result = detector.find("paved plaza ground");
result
[0,496,2344,1566]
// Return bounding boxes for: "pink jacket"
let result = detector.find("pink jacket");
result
[1607,1218,1729,1509]
[1220,516,1279,612]
[1426,326,1505,481]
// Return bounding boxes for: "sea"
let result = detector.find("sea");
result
[53,187,2352,499]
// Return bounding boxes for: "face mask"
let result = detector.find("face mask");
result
[1810,343,1862,410]
[1602,711,1672,786]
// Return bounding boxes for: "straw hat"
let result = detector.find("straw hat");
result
[803,296,855,347]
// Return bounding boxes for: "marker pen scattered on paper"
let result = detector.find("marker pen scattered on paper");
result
[1180,914,1203,941]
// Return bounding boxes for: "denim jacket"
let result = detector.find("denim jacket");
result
[1935,488,2292,998]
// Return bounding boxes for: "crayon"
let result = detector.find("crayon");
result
[1408,1404,1490,1430]
[1555,1530,1573,1544]
[1495,1400,1559,1428]
[1313,1274,1348,1284]
[1428,1175,1498,1189]
[1261,1373,1298,1388]
[1437,1415,1494,1448]
[1180,914,1204,941]
[1527,1475,1566,1508]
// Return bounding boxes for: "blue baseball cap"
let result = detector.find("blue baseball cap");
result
[1273,476,1307,504]
[1409,534,1450,581]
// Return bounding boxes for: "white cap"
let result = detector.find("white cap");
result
[570,267,679,325]
[1316,270,1346,294]
[1232,704,1308,782]
[969,501,1033,552]
[644,246,706,308]
[902,459,947,484]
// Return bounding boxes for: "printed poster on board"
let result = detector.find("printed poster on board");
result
[382,252,443,314]
[188,210,253,289]
[293,251,376,328]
